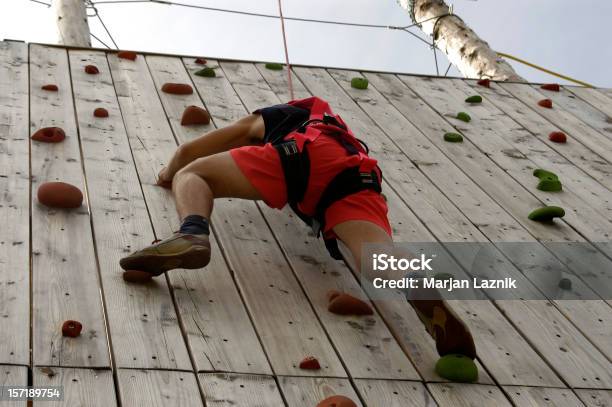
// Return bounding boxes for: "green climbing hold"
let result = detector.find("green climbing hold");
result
[444,132,463,143]
[528,206,565,222]
[265,62,283,70]
[434,272,454,281]
[558,278,572,290]
[456,112,471,122]
[435,354,478,383]
[465,95,482,104]
[533,168,562,192]
[350,77,369,89]
[195,67,216,78]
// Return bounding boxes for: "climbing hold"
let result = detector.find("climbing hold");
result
[456,112,471,122]
[117,51,137,61]
[122,270,153,284]
[533,169,562,192]
[41,84,58,91]
[299,356,321,370]
[465,95,482,104]
[195,67,216,78]
[350,77,369,90]
[538,99,553,109]
[61,320,83,338]
[558,278,572,290]
[434,272,454,281]
[444,132,463,143]
[316,395,357,407]
[548,131,567,143]
[84,65,99,74]
[31,127,66,143]
[477,79,490,88]
[38,182,83,209]
[195,57,207,65]
[528,206,565,222]
[540,83,560,92]
[435,354,478,383]
[265,62,283,70]
[328,293,373,316]
[326,289,342,302]
[181,105,211,126]
[93,107,109,118]
[161,83,194,95]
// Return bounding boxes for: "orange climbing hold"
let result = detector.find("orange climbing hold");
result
[31,127,66,143]
[328,292,373,316]
[540,83,560,92]
[548,131,567,143]
[538,99,553,108]
[161,83,193,95]
[85,65,99,74]
[61,320,83,338]
[117,51,137,61]
[316,395,357,407]
[477,79,490,88]
[181,105,210,125]
[195,57,207,65]
[37,182,83,209]
[94,107,109,118]
[299,356,321,370]
[122,270,153,283]
[41,84,58,91]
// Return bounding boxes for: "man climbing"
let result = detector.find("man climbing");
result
[119,96,477,362]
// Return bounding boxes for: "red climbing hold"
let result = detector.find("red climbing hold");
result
[122,270,153,283]
[31,127,66,143]
[548,131,567,143]
[195,57,207,65]
[85,65,99,74]
[328,293,373,316]
[41,84,58,91]
[93,107,109,118]
[161,83,193,95]
[316,395,357,407]
[540,83,560,92]
[538,99,553,108]
[61,320,83,338]
[181,105,211,125]
[299,356,321,370]
[477,79,490,88]
[37,182,83,209]
[117,51,137,61]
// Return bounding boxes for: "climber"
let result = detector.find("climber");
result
[119,96,476,360]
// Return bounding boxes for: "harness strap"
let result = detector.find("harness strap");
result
[273,139,312,226]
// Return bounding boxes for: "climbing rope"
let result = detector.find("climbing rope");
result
[276,0,294,99]
[496,52,593,87]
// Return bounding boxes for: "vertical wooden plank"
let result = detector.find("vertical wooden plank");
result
[0,365,27,407]
[279,377,363,407]
[575,390,612,407]
[199,373,285,407]
[211,60,419,380]
[503,386,585,407]
[34,367,117,407]
[29,44,110,367]
[427,383,512,407]
[355,379,438,407]
[0,41,30,366]
[117,369,203,407]
[141,56,272,374]
[69,49,191,370]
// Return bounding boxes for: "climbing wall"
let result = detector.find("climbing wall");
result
[1,39,611,406]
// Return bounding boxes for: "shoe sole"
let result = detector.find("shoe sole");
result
[120,245,211,276]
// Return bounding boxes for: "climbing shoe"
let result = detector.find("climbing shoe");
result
[119,233,211,276]
[411,299,477,360]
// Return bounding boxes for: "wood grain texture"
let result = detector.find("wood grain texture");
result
[69,49,191,370]
[427,383,512,407]
[34,367,117,407]
[355,379,438,407]
[0,365,27,407]
[30,44,109,368]
[504,386,585,407]
[117,369,203,407]
[199,373,285,407]
[0,41,30,366]
[567,87,612,119]
[279,376,363,407]
[575,389,612,407]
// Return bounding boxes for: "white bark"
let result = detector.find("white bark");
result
[52,0,91,47]
[398,0,524,81]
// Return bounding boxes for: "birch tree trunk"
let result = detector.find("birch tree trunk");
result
[52,0,91,47]
[398,0,524,81]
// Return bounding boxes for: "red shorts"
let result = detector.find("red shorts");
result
[230,134,391,237]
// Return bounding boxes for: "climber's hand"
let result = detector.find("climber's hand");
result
[156,167,173,189]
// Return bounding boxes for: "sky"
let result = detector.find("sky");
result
[1,0,611,87]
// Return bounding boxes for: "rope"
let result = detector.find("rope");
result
[276,0,294,100]
[496,52,593,87]
[90,32,111,48]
